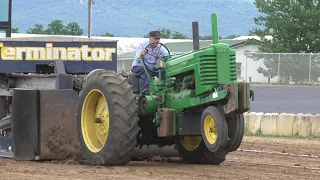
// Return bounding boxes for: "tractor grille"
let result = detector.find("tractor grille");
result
[230,53,237,82]
[198,52,237,86]
[199,55,218,86]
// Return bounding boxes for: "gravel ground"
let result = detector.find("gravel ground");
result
[0,136,319,180]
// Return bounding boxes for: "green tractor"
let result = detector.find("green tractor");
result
[76,13,253,166]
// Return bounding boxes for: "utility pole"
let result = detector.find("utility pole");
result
[88,0,92,38]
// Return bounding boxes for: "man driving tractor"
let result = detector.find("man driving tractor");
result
[131,30,169,92]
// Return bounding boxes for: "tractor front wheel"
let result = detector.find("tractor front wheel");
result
[201,106,229,153]
[176,105,229,165]
[77,70,140,166]
[176,136,228,165]
[226,113,245,152]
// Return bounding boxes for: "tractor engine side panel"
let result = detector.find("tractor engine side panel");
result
[165,44,238,97]
[194,44,237,95]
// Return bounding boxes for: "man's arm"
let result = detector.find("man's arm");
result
[159,46,169,56]
[133,42,147,64]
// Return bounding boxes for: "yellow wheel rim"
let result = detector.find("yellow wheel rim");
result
[81,89,110,153]
[181,136,202,151]
[204,115,217,144]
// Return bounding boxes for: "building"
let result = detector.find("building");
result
[3,30,275,83]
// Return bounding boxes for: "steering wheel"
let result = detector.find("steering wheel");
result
[141,42,171,73]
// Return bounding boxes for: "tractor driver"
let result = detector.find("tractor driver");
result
[131,30,169,92]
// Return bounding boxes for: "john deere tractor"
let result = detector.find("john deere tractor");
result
[76,13,253,166]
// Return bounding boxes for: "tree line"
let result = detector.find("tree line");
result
[11,19,114,37]
[11,20,239,39]
[246,0,320,83]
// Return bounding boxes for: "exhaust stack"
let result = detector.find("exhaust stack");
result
[192,21,200,51]
[211,13,219,44]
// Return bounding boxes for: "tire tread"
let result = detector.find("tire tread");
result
[77,70,140,166]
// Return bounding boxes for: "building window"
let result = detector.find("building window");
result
[236,62,242,78]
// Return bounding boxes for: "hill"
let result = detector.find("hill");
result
[12,0,261,38]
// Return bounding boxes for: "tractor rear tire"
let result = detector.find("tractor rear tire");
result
[176,136,228,165]
[226,113,244,152]
[77,70,140,166]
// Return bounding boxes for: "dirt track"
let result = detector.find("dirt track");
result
[0,136,319,180]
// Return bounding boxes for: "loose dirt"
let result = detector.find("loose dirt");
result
[0,136,319,180]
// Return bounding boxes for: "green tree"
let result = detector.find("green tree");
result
[101,32,114,37]
[172,32,188,39]
[27,24,47,34]
[46,20,66,35]
[11,28,19,33]
[27,20,84,36]
[157,28,171,38]
[247,0,320,82]
[64,22,84,35]
[144,28,171,38]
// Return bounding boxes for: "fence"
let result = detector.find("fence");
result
[238,52,320,84]
[117,52,320,84]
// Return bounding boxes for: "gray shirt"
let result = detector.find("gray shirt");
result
[132,40,169,69]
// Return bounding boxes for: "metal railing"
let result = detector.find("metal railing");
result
[239,52,320,84]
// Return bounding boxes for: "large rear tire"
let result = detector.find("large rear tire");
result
[77,70,140,166]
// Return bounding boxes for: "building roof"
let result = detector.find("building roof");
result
[163,39,247,52]
[232,35,273,41]
[118,39,248,59]
[0,35,119,42]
